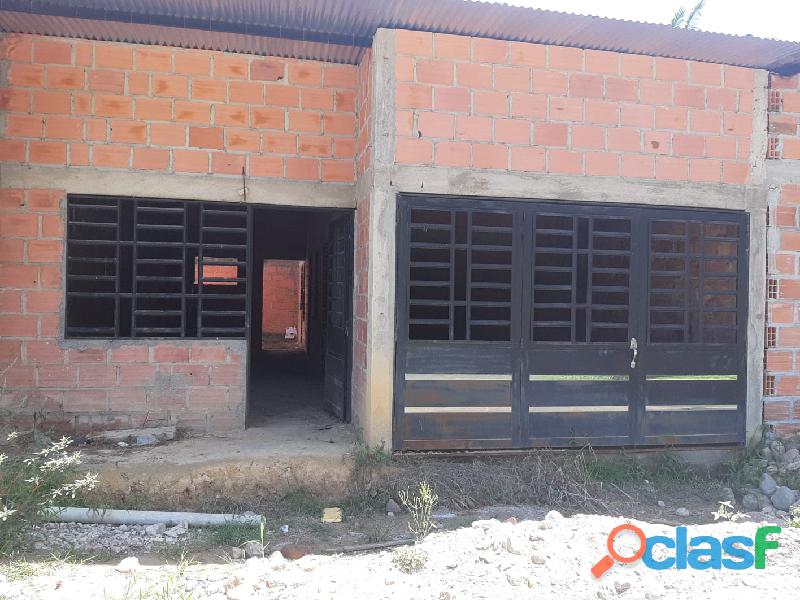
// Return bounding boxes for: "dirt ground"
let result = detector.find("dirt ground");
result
[2,505,797,600]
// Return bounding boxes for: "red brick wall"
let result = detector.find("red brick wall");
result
[262,260,303,350]
[0,34,357,181]
[0,188,245,434]
[764,73,800,437]
[393,30,755,184]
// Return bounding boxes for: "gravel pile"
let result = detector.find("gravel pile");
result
[26,522,189,554]
[4,511,799,600]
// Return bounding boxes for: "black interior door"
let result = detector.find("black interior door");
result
[323,215,353,420]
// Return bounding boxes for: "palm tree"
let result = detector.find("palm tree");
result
[671,0,706,30]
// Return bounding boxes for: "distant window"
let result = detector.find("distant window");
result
[65,195,248,339]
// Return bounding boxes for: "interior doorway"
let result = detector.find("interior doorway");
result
[247,206,354,429]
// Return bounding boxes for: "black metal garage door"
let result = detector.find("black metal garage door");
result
[393,196,748,450]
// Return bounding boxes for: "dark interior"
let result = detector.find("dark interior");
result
[247,205,352,426]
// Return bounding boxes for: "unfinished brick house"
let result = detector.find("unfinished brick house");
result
[1,1,800,451]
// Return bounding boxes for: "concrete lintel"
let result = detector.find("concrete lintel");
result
[0,164,355,209]
[389,165,753,211]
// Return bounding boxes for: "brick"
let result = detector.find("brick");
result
[655,106,687,130]
[395,56,414,81]
[605,77,637,102]
[495,119,530,145]
[324,113,355,136]
[135,47,172,72]
[285,157,320,180]
[215,54,249,79]
[472,38,508,64]
[43,115,83,141]
[434,141,470,167]
[572,124,605,149]
[301,88,334,111]
[416,59,453,85]
[549,96,583,121]
[655,156,688,181]
[723,112,752,137]
[706,88,738,111]
[150,123,186,146]
[456,116,492,142]
[264,132,297,154]
[9,64,45,87]
[674,84,705,108]
[395,138,432,165]
[335,90,355,112]
[190,344,227,363]
[189,127,224,149]
[620,103,653,128]
[136,97,173,121]
[252,107,285,129]
[781,185,800,205]
[456,63,492,89]
[28,240,62,263]
[191,79,227,101]
[396,30,433,56]
[0,35,33,62]
[673,134,705,157]
[435,34,471,60]
[785,139,800,161]
[511,93,547,119]
[47,66,83,89]
[689,62,721,86]
[474,90,509,116]
[473,144,507,170]
[174,101,211,124]
[323,65,356,88]
[0,339,22,363]
[251,58,285,81]
[585,152,618,176]
[0,240,24,263]
[226,129,260,152]
[67,347,107,363]
[26,341,65,364]
[119,364,156,386]
[110,121,147,144]
[297,135,331,157]
[95,45,132,69]
[417,112,454,138]
[655,57,688,82]
[211,153,246,175]
[569,73,603,98]
[689,159,721,183]
[152,75,188,98]
[175,52,210,75]
[133,147,170,170]
[0,140,26,162]
[548,149,582,174]
[705,136,737,159]
[88,70,125,93]
[607,128,641,152]
[110,345,149,363]
[33,90,71,114]
[764,400,792,420]
[3,365,35,386]
[215,105,249,127]
[95,95,133,118]
[0,89,32,112]
[289,111,322,132]
[38,266,60,289]
[532,70,567,95]
[585,100,618,125]
[41,215,64,238]
[644,131,670,154]
[34,40,72,64]
[210,364,242,385]
[639,80,673,105]
[154,344,190,362]
[321,160,354,182]
[70,143,89,166]
[37,365,76,387]
[548,46,582,71]
[6,114,43,138]
[723,65,755,89]
[494,66,529,92]
[620,154,654,179]
[535,122,568,147]
[92,145,130,168]
[73,93,91,115]
[29,141,67,165]
[78,364,117,387]
[229,81,264,104]
[690,110,721,134]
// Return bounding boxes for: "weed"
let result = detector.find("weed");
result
[1,559,38,581]
[341,487,391,516]
[721,442,767,488]
[202,522,261,547]
[399,481,438,543]
[353,433,392,469]
[278,487,324,517]
[712,501,746,522]
[587,454,647,486]
[365,523,392,544]
[392,545,427,574]
[790,507,800,528]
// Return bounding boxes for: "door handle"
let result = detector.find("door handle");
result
[629,337,638,369]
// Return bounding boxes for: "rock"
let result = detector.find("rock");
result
[530,553,546,565]
[675,508,690,517]
[783,448,800,463]
[544,510,564,521]
[280,544,311,560]
[386,499,401,514]
[268,550,286,566]
[387,511,395,517]
[657,500,665,508]
[500,536,523,555]
[134,434,159,446]
[144,523,166,536]
[503,516,518,525]
[89,426,176,445]
[742,493,760,512]
[771,486,798,511]
[230,546,245,560]
[760,447,773,461]
[614,581,631,595]
[717,487,735,503]
[770,441,785,459]
[783,460,800,473]
[243,541,264,558]
[164,524,188,538]
[115,556,140,573]
[760,473,778,496]
[506,572,526,586]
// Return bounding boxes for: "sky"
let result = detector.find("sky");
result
[500,0,800,42]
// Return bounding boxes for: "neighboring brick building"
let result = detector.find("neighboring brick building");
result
[0,1,799,449]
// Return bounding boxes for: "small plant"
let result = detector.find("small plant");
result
[0,433,97,555]
[398,481,438,543]
[790,507,800,528]
[712,500,746,522]
[392,544,428,574]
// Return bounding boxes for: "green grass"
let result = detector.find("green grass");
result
[200,522,261,547]
[587,452,699,489]
[277,487,325,517]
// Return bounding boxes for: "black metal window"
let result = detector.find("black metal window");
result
[648,219,739,344]
[65,195,248,339]
[406,207,513,342]
[532,213,631,343]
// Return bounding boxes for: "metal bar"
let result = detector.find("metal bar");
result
[529,374,629,381]
[404,406,512,414]
[645,404,738,411]
[528,405,628,413]
[645,374,738,381]
[405,374,513,381]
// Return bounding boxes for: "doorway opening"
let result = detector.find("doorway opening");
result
[248,206,354,430]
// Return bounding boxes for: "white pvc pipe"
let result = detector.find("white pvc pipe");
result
[47,507,261,527]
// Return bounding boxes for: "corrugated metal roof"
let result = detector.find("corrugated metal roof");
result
[1,0,799,73]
